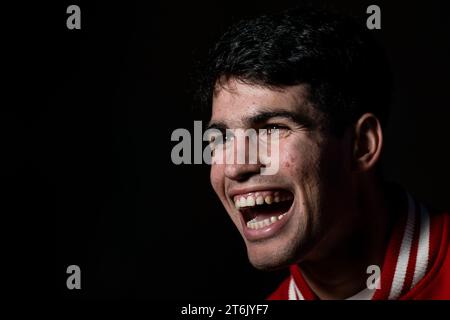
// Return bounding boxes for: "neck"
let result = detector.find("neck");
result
[300,179,395,300]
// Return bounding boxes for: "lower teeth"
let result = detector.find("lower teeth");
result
[246,213,287,230]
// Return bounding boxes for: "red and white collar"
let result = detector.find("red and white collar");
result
[288,192,434,300]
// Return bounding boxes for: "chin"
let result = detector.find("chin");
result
[245,239,298,271]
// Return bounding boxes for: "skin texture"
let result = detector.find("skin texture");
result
[209,78,390,299]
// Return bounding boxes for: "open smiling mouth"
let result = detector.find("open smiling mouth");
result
[233,190,294,240]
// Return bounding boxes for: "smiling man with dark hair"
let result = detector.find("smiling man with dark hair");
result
[199,7,450,300]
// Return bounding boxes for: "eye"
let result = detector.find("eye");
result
[262,124,288,134]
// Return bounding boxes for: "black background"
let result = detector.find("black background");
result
[45,0,450,299]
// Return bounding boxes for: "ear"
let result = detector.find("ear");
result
[352,113,383,172]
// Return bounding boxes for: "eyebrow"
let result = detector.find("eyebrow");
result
[207,109,314,130]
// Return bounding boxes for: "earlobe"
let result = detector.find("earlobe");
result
[352,113,383,172]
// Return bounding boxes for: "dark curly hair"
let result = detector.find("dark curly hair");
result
[196,6,392,136]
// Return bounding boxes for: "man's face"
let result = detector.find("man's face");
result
[209,79,355,270]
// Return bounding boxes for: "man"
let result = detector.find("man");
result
[198,7,449,299]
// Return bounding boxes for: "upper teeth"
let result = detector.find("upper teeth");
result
[234,192,292,208]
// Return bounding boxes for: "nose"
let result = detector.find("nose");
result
[224,133,264,181]
[225,162,262,181]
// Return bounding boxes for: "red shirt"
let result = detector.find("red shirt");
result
[268,193,450,300]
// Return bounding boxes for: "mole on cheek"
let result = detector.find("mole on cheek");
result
[285,154,297,169]
[285,155,297,168]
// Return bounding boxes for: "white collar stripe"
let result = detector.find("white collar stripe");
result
[288,277,304,300]
[411,203,430,289]
[288,277,296,300]
[388,192,416,299]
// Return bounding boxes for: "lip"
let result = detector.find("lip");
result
[238,197,295,242]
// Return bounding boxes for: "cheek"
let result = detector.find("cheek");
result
[317,141,349,187]
[278,138,320,177]
[279,139,323,214]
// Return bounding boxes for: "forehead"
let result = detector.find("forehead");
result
[211,79,317,126]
